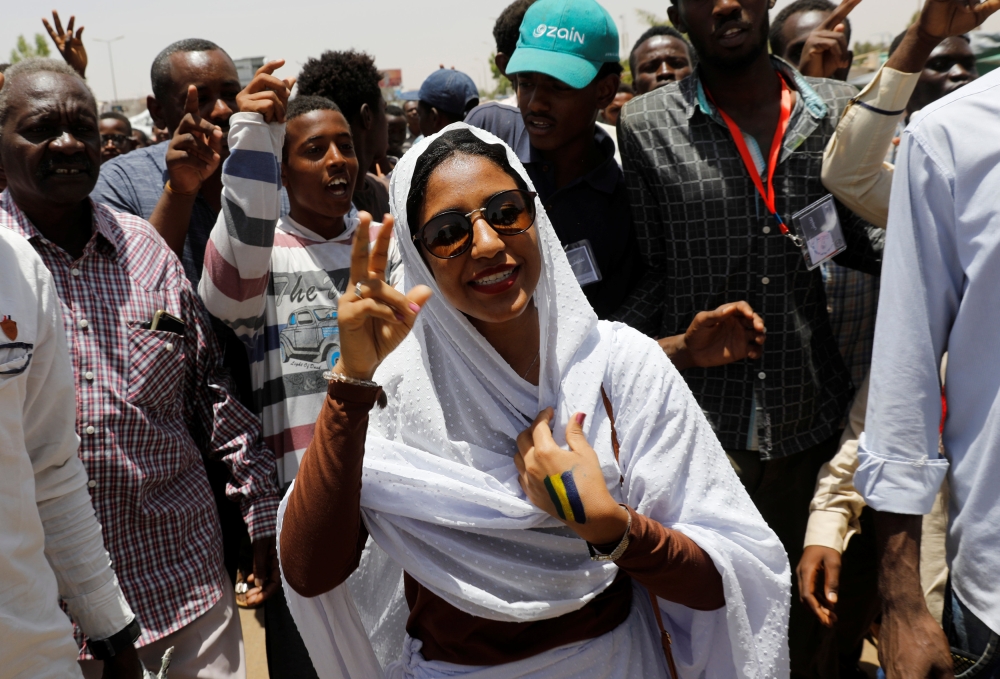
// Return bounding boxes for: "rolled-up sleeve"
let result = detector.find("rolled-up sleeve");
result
[855,125,956,515]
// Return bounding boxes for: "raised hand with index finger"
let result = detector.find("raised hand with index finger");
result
[334,212,433,382]
[236,59,297,124]
[165,85,225,196]
[796,0,862,79]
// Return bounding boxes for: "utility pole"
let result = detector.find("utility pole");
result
[94,36,124,105]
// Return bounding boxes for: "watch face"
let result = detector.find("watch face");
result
[89,618,141,660]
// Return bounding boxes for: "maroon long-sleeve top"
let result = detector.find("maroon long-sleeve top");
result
[281,380,725,665]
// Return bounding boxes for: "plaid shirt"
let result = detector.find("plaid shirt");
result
[0,193,279,649]
[614,59,884,458]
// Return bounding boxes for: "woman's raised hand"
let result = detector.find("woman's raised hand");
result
[335,213,432,381]
[514,409,629,546]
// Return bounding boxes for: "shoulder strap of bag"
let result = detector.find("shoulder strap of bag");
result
[600,385,679,679]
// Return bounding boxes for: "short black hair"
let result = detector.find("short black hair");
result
[407,128,528,235]
[150,39,229,103]
[100,111,132,133]
[618,82,634,94]
[297,50,383,123]
[286,95,342,122]
[0,63,9,74]
[493,0,538,55]
[769,0,852,57]
[386,104,404,116]
[629,26,692,76]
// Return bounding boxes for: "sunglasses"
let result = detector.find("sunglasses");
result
[413,189,537,259]
[101,133,131,148]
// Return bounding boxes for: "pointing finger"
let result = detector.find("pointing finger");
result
[184,85,200,118]
[254,59,286,80]
[368,215,394,281]
[42,18,59,43]
[348,212,373,287]
[820,0,862,31]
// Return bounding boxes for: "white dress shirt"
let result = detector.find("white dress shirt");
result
[856,68,1000,635]
[0,226,133,678]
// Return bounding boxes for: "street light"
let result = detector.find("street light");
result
[94,36,124,105]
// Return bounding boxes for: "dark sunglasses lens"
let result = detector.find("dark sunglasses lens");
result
[486,190,534,234]
[422,215,472,258]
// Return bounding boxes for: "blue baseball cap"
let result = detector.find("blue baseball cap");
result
[506,0,620,89]
[412,69,480,117]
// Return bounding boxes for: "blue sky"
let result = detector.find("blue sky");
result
[4,0,998,102]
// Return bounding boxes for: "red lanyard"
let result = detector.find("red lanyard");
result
[707,76,798,244]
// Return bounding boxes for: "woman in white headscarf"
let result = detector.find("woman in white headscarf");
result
[278,125,790,679]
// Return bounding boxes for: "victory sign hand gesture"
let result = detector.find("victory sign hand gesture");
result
[335,214,433,381]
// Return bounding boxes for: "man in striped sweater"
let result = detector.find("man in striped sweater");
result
[198,60,400,677]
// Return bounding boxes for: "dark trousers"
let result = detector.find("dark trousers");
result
[265,582,321,678]
[944,580,1000,678]
[728,435,880,679]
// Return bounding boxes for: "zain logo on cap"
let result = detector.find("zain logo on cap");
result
[532,24,586,44]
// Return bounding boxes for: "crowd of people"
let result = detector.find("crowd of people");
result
[3,0,1000,677]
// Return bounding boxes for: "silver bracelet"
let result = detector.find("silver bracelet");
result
[587,505,632,562]
[323,370,379,389]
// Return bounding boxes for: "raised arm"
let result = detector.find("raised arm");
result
[199,60,293,347]
[280,214,432,595]
[821,0,1000,227]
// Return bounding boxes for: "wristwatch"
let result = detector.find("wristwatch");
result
[88,618,141,660]
[587,505,633,562]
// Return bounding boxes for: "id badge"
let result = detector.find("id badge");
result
[563,239,602,287]
[790,194,847,270]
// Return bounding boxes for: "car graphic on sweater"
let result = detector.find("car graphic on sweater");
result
[279,306,340,368]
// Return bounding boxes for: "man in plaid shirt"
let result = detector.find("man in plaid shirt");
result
[0,59,280,678]
[613,0,883,675]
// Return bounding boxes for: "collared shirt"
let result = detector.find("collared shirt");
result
[91,141,290,288]
[614,58,884,458]
[856,68,1000,635]
[465,102,644,319]
[0,194,280,649]
[0,227,133,677]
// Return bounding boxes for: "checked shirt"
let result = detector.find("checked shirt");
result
[0,193,280,650]
[614,59,884,458]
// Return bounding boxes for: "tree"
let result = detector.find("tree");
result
[487,52,514,99]
[854,40,888,56]
[10,33,51,63]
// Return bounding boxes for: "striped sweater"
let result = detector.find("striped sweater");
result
[200,112,402,484]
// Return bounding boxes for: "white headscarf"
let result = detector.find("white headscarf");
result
[278,124,790,678]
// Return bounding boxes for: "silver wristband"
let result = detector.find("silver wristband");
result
[588,505,632,562]
[323,370,379,389]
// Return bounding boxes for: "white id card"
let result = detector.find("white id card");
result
[563,239,602,287]
[790,194,847,270]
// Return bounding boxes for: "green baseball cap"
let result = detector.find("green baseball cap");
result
[506,0,620,89]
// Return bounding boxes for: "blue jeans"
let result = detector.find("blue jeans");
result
[943,582,1000,678]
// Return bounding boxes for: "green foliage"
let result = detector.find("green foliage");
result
[10,33,51,64]
[621,58,632,85]
[480,52,514,99]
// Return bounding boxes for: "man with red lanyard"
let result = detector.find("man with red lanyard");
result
[612,0,883,676]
